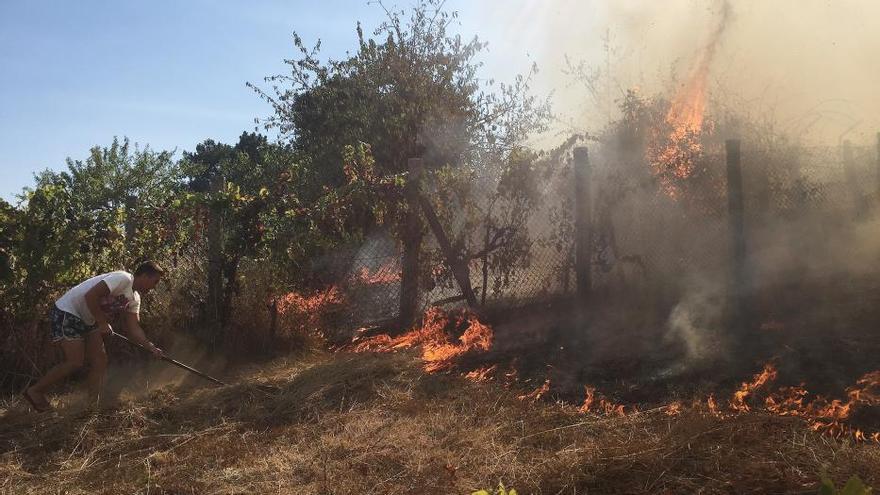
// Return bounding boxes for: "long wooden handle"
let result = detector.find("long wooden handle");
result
[111,332,227,386]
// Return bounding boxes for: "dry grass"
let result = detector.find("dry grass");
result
[1,350,878,494]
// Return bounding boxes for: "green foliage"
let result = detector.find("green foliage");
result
[472,483,518,495]
[819,471,873,495]
[3,139,180,320]
[2,0,553,386]
[250,0,550,258]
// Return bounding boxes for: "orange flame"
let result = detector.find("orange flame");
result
[351,307,494,374]
[579,386,596,413]
[707,394,719,416]
[664,401,683,417]
[465,365,497,382]
[737,366,880,442]
[578,385,626,417]
[274,286,345,339]
[646,4,728,198]
[518,379,551,403]
[352,263,401,285]
[729,363,778,412]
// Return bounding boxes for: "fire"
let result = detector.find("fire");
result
[706,394,719,416]
[274,286,345,338]
[729,363,778,412]
[352,263,401,285]
[664,401,683,417]
[729,365,880,442]
[646,76,711,199]
[645,4,729,199]
[797,370,880,440]
[579,386,596,413]
[518,379,550,403]
[351,307,494,374]
[764,386,808,416]
[276,285,343,316]
[578,386,626,417]
[465,365,497,382]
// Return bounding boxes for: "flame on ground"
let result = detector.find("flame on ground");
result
[276,286,344,316]
[465,365,497,382]
[518,379,551,403]
[730,363,779,412]
[352,263,401,285]
[274,286,345,338]
[722,363,880,442]
[351,307,494,373]
[578,386,626,417]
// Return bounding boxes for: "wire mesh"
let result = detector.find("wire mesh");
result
[332,141,880,330]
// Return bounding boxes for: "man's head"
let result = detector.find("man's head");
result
[132,261,164,293]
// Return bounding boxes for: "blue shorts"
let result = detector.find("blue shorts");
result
[49,306,96,341]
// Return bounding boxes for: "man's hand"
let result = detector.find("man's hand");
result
[97,322,112,335]
[147,343,164,358]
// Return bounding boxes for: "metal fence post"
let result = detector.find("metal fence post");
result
[399,157,423,330]
[574,146,592,302]
[726,139,750,336]
[206,175,225,346]
[842,139,869,219]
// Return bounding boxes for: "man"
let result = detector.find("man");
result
[23,261,165,412]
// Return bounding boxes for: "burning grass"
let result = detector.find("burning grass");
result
[343,291,880,448]
[351,307,493,373]
[1,350,879,494]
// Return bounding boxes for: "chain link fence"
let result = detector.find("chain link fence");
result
[329,138,880,332]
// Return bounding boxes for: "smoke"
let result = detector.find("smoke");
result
[666,0,730,130]
[470,0,880,145]
[665,276,727,363]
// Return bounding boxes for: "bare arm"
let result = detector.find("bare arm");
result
[124,312,162,356]
[84,281,112,333]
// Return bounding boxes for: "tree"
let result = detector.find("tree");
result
[251,0,547,192]
[250,0,550,310]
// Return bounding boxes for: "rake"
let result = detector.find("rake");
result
[111,332,228,386]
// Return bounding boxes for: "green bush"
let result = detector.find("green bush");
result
[820,471,873,495]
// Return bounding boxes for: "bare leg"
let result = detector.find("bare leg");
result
[84,331,108,404]
[27,339,85,405]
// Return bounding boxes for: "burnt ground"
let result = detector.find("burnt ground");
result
[3,275,879,493]
[457,273,880,429]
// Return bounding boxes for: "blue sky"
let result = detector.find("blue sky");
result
[4,1,877,202]
[0,0,536,202]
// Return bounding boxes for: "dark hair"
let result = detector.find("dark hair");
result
[134,260,165,277]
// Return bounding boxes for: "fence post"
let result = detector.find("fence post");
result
[205,175,225,346]
[842,139,869,219]
[574,146,592,302]
[726,139,750,336]
[399,157,423,330]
